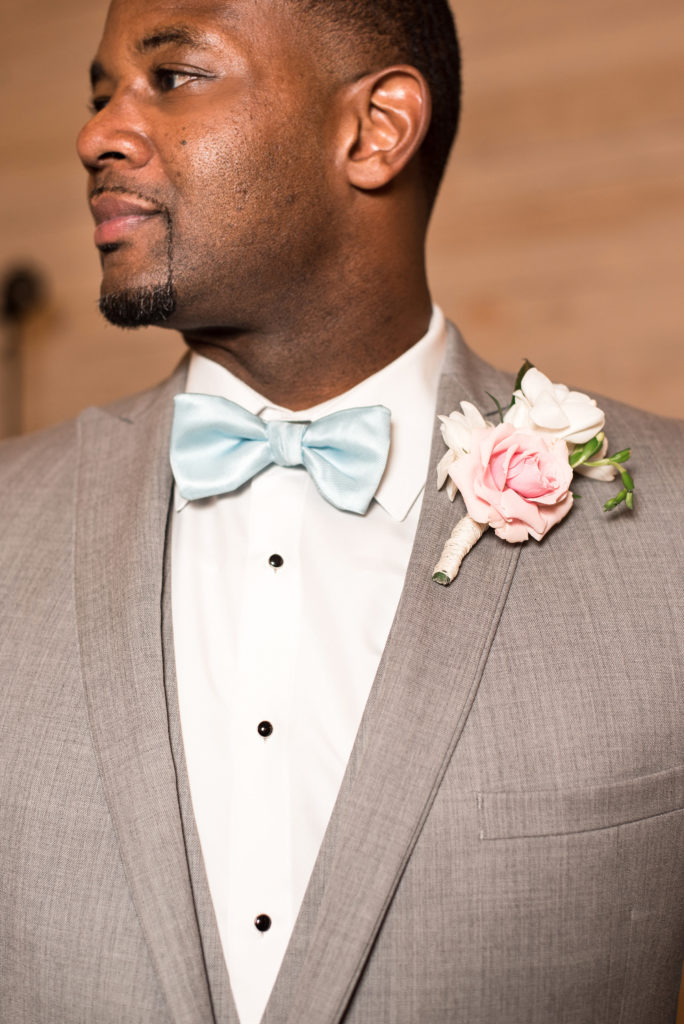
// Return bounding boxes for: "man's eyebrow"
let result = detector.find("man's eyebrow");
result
[136,25,210,54]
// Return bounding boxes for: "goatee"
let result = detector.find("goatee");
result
[99,280,177,328]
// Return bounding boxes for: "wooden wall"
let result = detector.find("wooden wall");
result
[429,0,684,422]
[1,0,682,435]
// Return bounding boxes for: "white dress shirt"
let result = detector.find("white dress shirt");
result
[171,307,446,1024]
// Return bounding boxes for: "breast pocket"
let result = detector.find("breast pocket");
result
[470,765,684,1023]
[476,763,684,839]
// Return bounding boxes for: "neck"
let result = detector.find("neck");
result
[183,279,433,411]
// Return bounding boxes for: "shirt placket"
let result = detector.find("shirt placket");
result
[224,462,308,1019]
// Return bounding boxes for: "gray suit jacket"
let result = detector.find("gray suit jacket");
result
[1,325,683,1024]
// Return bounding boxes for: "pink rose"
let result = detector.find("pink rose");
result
[448,423,574,542]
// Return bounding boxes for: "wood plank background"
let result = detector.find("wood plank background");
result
[0,0,683,1016]
[429,0,684,424]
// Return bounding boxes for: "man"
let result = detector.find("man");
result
[1,1,682,1022]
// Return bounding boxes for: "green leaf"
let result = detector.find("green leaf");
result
[626,492,635,510]
[569,435,603,468]
[513,358,534,394]
[604,489,628,512]
[485,392,505,424]
[609,448,632,464]
[620,469,635,492]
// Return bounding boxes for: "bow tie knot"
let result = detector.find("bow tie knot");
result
[170,394,391,515]
[267,420,307,468]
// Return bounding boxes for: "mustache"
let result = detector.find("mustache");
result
[89,183,171,218]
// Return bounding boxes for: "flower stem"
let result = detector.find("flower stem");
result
[582,446,635,512]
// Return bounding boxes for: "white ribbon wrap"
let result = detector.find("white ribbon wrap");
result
[432,516,489,585]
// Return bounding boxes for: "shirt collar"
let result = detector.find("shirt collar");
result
[176,306,446,521]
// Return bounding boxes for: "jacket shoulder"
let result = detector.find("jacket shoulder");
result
[0,417,78,496]
[0,357,188,494]
[596,391,684,449]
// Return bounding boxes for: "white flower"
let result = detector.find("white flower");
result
[437,402,492,501]
[504,367,605,445]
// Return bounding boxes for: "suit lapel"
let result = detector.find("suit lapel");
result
[161,531,242,1024]
[265,326,521,1024]
[74,362,216,1024]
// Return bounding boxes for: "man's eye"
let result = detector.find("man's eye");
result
[89,96,110,114]
[155,68,194,92]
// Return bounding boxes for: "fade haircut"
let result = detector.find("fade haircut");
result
[292,0,461,204]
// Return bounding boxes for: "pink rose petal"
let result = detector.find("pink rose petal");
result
[448,424,574,543]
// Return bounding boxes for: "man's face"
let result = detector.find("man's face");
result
[78,0,342,329]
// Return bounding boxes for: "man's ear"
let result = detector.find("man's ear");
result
[339,65,432,191]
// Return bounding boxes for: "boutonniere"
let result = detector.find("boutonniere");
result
[432,361,634,585]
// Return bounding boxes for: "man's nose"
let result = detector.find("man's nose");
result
[77,98,154,173]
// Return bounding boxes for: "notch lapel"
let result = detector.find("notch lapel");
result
[74,362,216,1024]
[264,327,521,1024]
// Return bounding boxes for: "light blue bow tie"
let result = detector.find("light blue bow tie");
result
[170,394,391,514]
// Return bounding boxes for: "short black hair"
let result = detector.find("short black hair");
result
[293,0,461,203]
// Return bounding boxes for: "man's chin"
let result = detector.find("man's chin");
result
[99,282,177,329]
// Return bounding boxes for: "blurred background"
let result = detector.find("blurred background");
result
[0,0,682,439]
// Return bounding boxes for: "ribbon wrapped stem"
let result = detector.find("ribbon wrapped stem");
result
[432,516,489,586]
